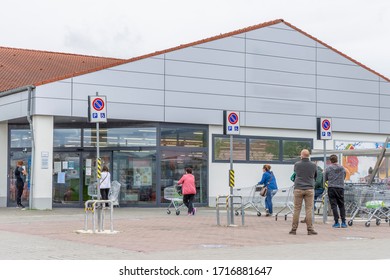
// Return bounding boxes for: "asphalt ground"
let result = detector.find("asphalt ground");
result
[0,206,390,260]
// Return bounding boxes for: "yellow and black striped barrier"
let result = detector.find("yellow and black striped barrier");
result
[97,158,101,179]
[229,169,235,188]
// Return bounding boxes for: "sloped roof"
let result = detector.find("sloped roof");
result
[1,19,388,93]
[0,47,126,92]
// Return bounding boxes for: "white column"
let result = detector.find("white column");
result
[31,115,54,210]
[0,122,8,207]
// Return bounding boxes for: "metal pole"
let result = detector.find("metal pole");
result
[323,140,328,223]
[96,92,101,200]
[229,135,234,225]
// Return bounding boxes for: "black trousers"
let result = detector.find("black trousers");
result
[16,181,24,206]
[100,189,110,206]
[183,194,195,214]
[328,187,346,223]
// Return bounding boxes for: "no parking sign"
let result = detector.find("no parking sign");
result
[317,117,332,140]
[88,96,107,123]
[223,111,240,135]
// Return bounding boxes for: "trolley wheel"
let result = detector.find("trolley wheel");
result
[235,211,239,216]
[284,215,287,221]
[257,212,261,217]
[176,210,180,215]
[376,219,381,226]
[275,215,278,221]
[365,221,371,227]
[348,220,353,226]
[385,218,389,223]
[167,209,171,215]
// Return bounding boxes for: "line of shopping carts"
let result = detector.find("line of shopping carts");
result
[345,183,390,227]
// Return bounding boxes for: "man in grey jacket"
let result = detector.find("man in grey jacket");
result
[289,149,318,235]
[324,154,347,228]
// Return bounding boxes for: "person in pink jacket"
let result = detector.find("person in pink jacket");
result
[177,167,197,216]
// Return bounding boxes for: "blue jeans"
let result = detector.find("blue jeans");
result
[265,189,278,214]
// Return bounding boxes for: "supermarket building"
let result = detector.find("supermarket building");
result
[1,19,390,209]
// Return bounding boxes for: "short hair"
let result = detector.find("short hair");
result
[185,167,193,174]
[263,164,271,171]
[17,160,24,166]
[329,154,338,163]
[300,149,310,158]
[102,166,109,172]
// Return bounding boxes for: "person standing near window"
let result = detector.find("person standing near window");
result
[15,160,27,210]
[258,164,278,216]
[100,166,111,206]
[177,167,197,216]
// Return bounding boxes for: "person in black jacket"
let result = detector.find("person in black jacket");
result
[289,149,318,235]
[15,160,27,209]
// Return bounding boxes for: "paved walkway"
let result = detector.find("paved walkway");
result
[0,207,390,260]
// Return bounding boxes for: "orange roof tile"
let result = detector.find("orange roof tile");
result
[1,19,388,94]
[0,47,126,92]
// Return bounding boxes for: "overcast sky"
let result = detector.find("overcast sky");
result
[1,0,389,77]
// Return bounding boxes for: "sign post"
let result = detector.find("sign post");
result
[317,117,332,223]
[88,93,108,200]
[223,111,240,225]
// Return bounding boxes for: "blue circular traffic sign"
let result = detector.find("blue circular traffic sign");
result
[322,119,331,130]
[228,112,238,125]
[92,98,105,111]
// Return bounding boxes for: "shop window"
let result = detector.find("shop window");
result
[214,136,246,161]
[249,139,279,161]
[84,127,156,147]
[10,129,32,148]
[160,127,207,147]
[53,129,81,147]
[282,140,312,162]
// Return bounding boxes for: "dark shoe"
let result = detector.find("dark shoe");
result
[289,229,296,235]
[332,222,341,228]
[300,218,306,223]
[341,222,348,228]
[307,230,318,235]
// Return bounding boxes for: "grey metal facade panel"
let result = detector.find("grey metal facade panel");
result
[36,81,72,99]
[245,24,316,47]
[317,89,379,107]
[333,118,379,133]
[164,107,222,125]
[246,97,316,116]
[316,47,355,65]
[197,36,245,52]
[246,68,315,88]
[245,111,314,130]
[317,62,378,81]
[72,99,165,121]
[317,76,379,94]
[110,57,164,74]
[245,39,316,60]
[165,91,245,111]
[72,84,164,106]
[34,97,72,116]
[165,76,245,97]
[246,53,316,74]
[0,101,27,122]
[379,121,390,133]
[380,95,390,108]
[380,80,390,95]
[165,46,245,67]
[246,83,316,102]
[317,103,379,120]
[380,108,390,121]
[165,60,245,81]
[72,69,164,91]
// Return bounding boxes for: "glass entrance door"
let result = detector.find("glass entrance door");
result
[52,152,81,206]
[9,151,31,207]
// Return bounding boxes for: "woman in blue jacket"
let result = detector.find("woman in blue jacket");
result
[258,164,278,216]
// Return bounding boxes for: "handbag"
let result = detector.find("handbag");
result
[259,186,268,197]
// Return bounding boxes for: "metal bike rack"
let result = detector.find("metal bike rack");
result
[216,195,244,226]
[84,200,114,233]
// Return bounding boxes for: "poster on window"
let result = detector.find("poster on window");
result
[133,160,152,188]
[335,141,389,183]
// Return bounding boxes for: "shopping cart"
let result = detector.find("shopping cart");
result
[164,185,185,215]
[108,181,121,207]
[347,184,390,227]
[274,185,294,221]
[233,185,265,217]
[88,183,98,200]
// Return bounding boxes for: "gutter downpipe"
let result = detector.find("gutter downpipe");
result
[26,86,36,209]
